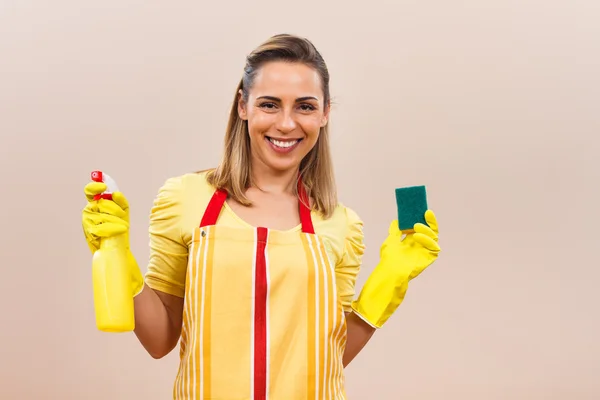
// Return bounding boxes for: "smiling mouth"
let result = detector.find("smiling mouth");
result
[266,136,303,149]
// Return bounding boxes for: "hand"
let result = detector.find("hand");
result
[82,181,144,297]
[380,209,440,282]
[351,210,442,328]
[82,181,130,253]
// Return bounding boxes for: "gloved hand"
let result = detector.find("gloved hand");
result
[82,181,144,297]
[351,210,441,328]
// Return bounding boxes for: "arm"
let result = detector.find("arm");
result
[338,209,442,367]
[335,207,374,367]
[343,311,376,367]
[82,174,189,359]
[133,284,184,359]
[134,175,189,359]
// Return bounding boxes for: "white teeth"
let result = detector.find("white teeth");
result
[269,138,298,148]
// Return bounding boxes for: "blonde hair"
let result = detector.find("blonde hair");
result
[206,33,337,218]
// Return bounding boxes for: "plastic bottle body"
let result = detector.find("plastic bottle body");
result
[92,234,135,332]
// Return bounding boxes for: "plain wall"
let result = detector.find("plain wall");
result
[1,1,599,399]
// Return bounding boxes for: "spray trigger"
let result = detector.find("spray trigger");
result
[91,171,120,201]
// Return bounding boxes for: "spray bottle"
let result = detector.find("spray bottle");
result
[90,171,135,333]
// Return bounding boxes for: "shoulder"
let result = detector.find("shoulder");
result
[313,202,365,263]
[150,170,219,245]
[156,169,216,200]
[152,169,218,216]
[313,202,362,235]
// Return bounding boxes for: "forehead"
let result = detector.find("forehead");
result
[250,61,323,99]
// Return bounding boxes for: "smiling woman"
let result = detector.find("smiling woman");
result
[207,35,337,221]
[81,33,442,400]
[237,61,327,184]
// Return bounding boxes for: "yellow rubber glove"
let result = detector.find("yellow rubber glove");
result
[82,182,144,297]
[351,210,441,328]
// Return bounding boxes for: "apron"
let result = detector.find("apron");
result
[173,180,348,400]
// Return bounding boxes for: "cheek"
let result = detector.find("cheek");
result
[247,112,273,136]
[298,116,323,138]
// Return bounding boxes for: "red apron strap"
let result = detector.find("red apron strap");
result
[199,178,314,233]
[199,189,228,227]
[297,177,315,234]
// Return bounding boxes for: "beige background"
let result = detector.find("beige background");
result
[1,0,599,399]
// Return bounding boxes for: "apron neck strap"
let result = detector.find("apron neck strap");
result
[297,177,315,234]
[199,189,227,228]
[200,175,315,234]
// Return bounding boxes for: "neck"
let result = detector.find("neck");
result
[250,161,299,195]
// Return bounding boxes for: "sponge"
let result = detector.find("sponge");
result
[395,185,428,232]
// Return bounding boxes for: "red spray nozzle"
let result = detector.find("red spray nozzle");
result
[91,170,119,201]
[91,170,103,183]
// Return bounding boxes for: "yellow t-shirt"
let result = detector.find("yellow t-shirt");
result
[144,171,365,312]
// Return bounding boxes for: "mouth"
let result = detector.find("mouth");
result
[265,136,303,153]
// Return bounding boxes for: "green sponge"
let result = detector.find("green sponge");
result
[395,185,428,232]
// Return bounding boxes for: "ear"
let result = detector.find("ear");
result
[320,101,330,127]
[237,90,248,120]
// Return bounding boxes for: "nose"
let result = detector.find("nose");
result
[275,109,297,134]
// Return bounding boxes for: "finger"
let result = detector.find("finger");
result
[83,201,98,214]
[88,222,128,238]
[388,220,402,236]
[413,232,441,252]
[111,192,129,212]
[388,220,398,235]
[83,211,129,230]
[424,210,438,234]
[414,222,437,240]
[97,198,127,219]
[84,182,107,201]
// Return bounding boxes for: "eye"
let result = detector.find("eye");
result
[298,103,317,112]
[258,102,278,110]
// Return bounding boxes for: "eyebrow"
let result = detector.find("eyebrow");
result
[256,95,319,102]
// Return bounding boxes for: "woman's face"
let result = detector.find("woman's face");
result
[238,61,329,174]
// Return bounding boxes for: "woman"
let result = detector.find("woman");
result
[82,33,441,400]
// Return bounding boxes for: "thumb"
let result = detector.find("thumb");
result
[388,220,402,237]
[112,192,130,212]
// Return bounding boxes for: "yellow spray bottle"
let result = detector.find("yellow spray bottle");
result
[90,171,135,333]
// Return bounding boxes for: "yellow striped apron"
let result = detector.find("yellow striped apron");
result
[173,181,348,399]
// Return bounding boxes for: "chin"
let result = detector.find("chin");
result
[264,157,302,173]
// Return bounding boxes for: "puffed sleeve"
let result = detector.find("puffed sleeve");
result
[336,207,366,312]
[144,175,189,298]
